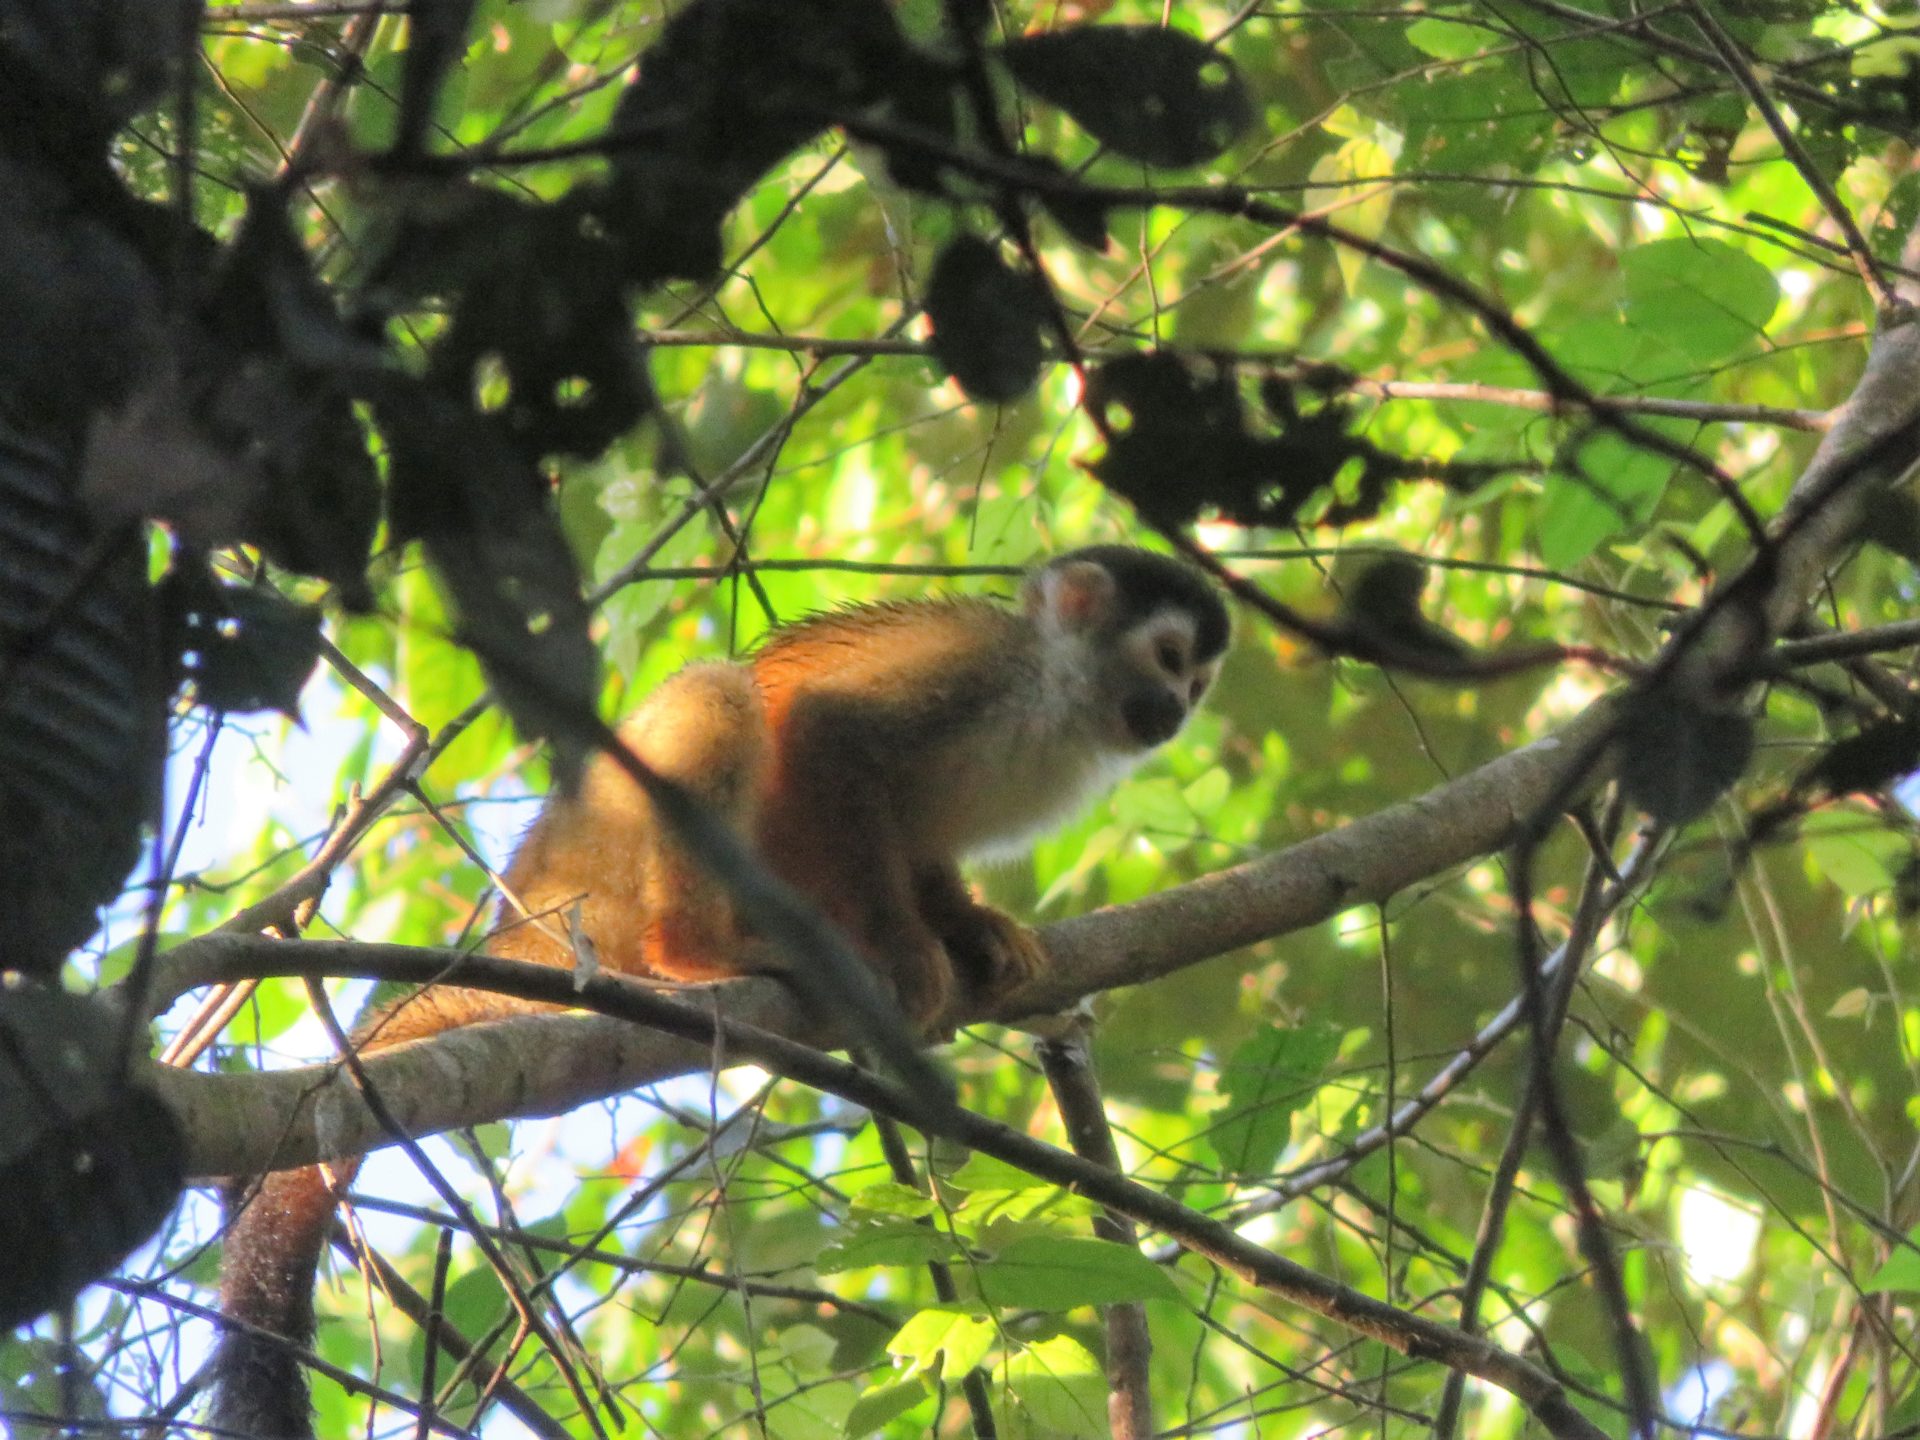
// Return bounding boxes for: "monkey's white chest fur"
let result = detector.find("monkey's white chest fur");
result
[915,636,1152,863]
[925,712,1144,863]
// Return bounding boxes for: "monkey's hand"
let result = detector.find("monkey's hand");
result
[913,867,1049,1008]
[925,901,1049,1007]
[957,906,1050,1000]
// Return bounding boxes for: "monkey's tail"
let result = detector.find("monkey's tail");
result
[205,1158,358,1440]
[200,986,547,1437]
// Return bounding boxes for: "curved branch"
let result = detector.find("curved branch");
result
[148,933,1610,1438]
[146,701,1619,1178]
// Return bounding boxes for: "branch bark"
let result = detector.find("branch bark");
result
[146,934,1611,1439]
[145,698,1616,1177]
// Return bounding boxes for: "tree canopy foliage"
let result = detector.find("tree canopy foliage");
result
[8,0,1920,1436]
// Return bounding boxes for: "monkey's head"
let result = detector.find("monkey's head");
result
[1026,546,1231,750]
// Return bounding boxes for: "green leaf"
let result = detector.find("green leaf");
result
[1109,776,1190,832]
[1805,819,1902,898]
[1622,238,1779,367]
[1306,135,1395,293]
[1000,1334,1106,1438]
[1865,1235,1920,1293]
[1852,32,1920,80]
[1538,429,1676,568]
[845,1378,931,1438]
[816,1221,960,1274]
[886,1305,996,1380]
[1827,987,1871,1020]
[950,1153,1049,1194]
[1205,1022,1341,1180]
[849,1182,937,1220]
[975,1236,1179,1310]
[1183,766,1231,813]
[777,1324,838,1370]
[1405,16,1488,60]
[1399,69,1548,170]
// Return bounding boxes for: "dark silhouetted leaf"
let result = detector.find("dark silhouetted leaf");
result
[999,25,1250,167]
[1088,352,1253,524]
[15,189,376,602]
[1089,354,1504,528]
[877,51,964,195]
[80,379,253,547]
[0,981,185,1327]
[1896,855,1920,918]
[431,202,654,459]
[0,0,202,161]
[1617,686,1755,826]
[201,195,382,602]
[604,0,906,283]
[209,357,381,605]
[0,163,170,445]
[173,580,322,715]
[925,235,1048,403]
[212,189,387,384]
[364,187,654,463]
[943,0,994,38]
[1022,155,1112,251]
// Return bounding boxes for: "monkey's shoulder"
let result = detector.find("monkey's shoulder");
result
[753,594,1014,657]
[750,596,1025,701]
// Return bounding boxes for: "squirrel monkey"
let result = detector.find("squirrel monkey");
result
[208,546,1229,1438]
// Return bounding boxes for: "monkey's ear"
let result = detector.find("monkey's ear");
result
[1028,557,1117,631]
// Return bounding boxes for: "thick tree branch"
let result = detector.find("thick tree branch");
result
[145,939,1606,1438]
[145,701,1618,1176]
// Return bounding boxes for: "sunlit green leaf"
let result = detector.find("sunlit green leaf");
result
[975,1236,1180,1310]
[886,1305,996,1380]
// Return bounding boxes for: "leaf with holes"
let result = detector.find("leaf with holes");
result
[1000,26,1250,167]
[174,580,322,716]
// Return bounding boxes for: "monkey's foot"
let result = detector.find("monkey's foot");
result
[950,907,1050,1002]
[892,948,958,1039]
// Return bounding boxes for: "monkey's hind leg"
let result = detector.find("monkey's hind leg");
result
[914,865,1050,1004]
[627,662,771,981]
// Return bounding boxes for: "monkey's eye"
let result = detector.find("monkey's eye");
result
[1156,639,1184,674]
